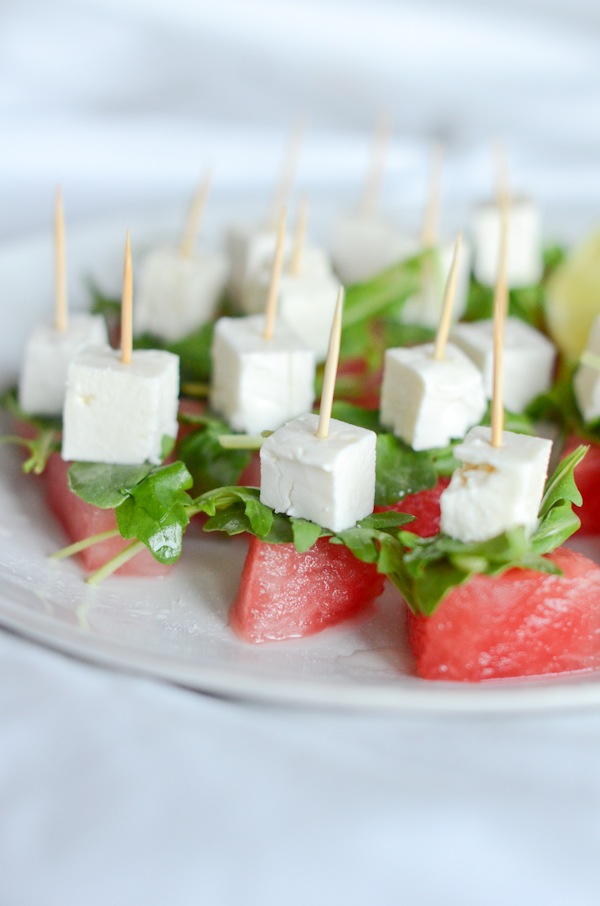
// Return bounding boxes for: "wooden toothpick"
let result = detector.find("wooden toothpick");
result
[493,138,510,206]
[266,120,305,229]
[360,116,392,218]
[420,141,444,248]
[262,208,287,341]
[433,232,462,362]
[289,195,308,276]
[491,195,510,448]
[120,232,133,365]
[180,170,212,258]
[55,186,67,332]
[317,286,344,440]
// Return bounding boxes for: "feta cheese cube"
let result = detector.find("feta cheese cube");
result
[440,426,552,542]
[227,224,291,306]
[574,315,600,423]
[18,314,108,416]
[401,238,472,327]
[240,269,341,361]
[450,317,556,413]
[260,413,376,532]
[379,342,486,450]
[210,315,316,434]
[472,196,543,287]
[62,345,179,464]
[330,214,416,285]
[238,246,333,316]
[133,245,229,342]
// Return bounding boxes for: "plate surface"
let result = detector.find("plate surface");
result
[2,202,600,713]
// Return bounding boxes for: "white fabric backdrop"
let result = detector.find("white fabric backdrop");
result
[2,2,600,904]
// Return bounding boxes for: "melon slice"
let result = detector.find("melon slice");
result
[230,535,386,642]
[406,547,600,681]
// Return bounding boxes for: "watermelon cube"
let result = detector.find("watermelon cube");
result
[406,547,600,681]
[45,453,170,577]
[229,534,386,642]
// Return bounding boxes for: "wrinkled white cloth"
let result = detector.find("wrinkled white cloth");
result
[2,2,600,905]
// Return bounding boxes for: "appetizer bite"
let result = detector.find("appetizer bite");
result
[19,189,107,416]
[49,233,183,578]
[133,174,229,342]
[239,198,341,360]
[229,288,390,641]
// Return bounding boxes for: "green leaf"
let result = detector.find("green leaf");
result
[375,433,437,505]
[134,322,216,385]
[531,444,587,554]
[194,486,275,538]
[114,461,194,563]
[357,511,415,531]
[68,462,155,508]
[330,401,380,431]
[290,517,325,553]
[177,413,253,495]
[164,322,215,384]
[343,251,427,327]
[0,388,62,474]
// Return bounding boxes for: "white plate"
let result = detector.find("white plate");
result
[2,202,600,714]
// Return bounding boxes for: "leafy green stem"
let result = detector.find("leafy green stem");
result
[50,528,122,561]
[86,540,146,586]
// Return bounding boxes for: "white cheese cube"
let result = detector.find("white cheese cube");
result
[210,315,316,434]
[379,342,486,451]
[574,315,600,423]
[62,345,179,464]
[472,196,543,288]
[240,269,341,361]
[227,224,291,306]
[330,214,416,285]
[440,426,552,542]
[133,245,229,342]
[238,246,333,316]
[401,238,472,327]
[450,317,556,413]
[260,412,376,532]
[18,314,108,416]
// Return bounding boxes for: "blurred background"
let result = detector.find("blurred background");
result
[1,0,600,238]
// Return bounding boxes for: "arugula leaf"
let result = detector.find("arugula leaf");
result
[194,485,414,583]
[0,388,62,474]
[530,444,587,554]
[68,459,194,564]
[115,461,193,563]
[339,251,429,367]
[463,243,566,328]
[177,413,253,494]
[68,462,155,508]
[290,517,324,553]
[375,433,437,505]
[330,401,380,431]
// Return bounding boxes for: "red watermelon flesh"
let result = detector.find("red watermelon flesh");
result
[563,435,600,535]
[238,451,261,487]
[229,535,386,643]
[376,477,450,538]
[406,547,600,681]
[45,453,169,577]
